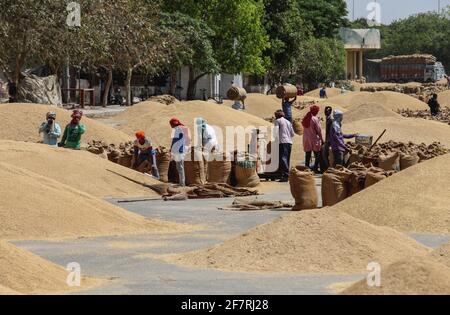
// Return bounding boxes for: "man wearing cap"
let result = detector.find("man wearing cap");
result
[39,112,61,146]
[132,131,159,178]
[59,110,86,150]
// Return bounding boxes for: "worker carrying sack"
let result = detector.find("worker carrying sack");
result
[156,147,171,183]
[184,147,207,185]
[208,152,232,184]
[289,166,318,211]
[235,156,260,188]
[276,84,297,99]
[227,87,247,101]
[322,166,352,207]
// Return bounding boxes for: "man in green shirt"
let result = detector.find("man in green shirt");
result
[59,110,86,150]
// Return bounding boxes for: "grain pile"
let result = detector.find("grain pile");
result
[0,162,190,240]
[166,209,429,274]
[0,103,132,144]
[398,107,450,125]
[147,94,180,105]
[0,240,99,294]
[332,154,450,234]
[341,256,450,295]
[438,90,450,107]
[344,116,450,148]
[344,102,402,123]
[361,81,447,102]
[431,242,450,268]
[113,100,167,121]
[305,87,342,98]
[0,140,160,198]
[323,91,428,111]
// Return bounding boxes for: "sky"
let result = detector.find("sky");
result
[345,0,450,24]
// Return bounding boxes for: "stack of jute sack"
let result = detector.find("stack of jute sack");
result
[345,141,448,172]
[322,163,396,207]
[398,107,450,126]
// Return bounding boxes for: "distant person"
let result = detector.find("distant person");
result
[319,86,328,99]
[232,99,245,111]
[427,94,441,116]
[58,110,86,150]
[170,117,189,187]
[274,110,295,182]
[302,105,323,174]
[133,131,159,179]
[322,106,334,170]
[7,79,17,103]
[39,112,61,146]
[282,95,297,123]
[330,110,357,167]
[196,118,219,153]
[296,84,304,96]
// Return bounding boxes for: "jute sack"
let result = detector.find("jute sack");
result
[378,151,400,171]
[156,148,171,183]
[365,171,386,188]
[184,147,207,185]
[292,118,303,135]
[289,166,318,211]
[207,152,232,184]
[227,87,247,101]
[321,167,353,207]
[347,163,368,196]
[346,150,361,166]
[276,84,297,99]
[400,152,420,170]
[235,159,260,188]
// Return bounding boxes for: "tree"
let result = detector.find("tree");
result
[262,0,311,90]
[163,0,269,99]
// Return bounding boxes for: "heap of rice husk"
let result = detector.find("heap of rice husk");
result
[332,154,450,234]
[341,256,450,295]
[0,103,132,144]
[322,91,428,111]
[305,87,342,98]
[0,241,100,294]
[343,116,450,148]
[166,209,429,274]
[431,242,450,268]
[0,140,161,198]
[0,162,190,240]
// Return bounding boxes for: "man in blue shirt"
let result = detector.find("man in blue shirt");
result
[320,86,328,99]
[281,95,297,123]
[39,112,61,146]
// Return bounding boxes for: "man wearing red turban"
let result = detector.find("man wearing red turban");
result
[301,105,323,173]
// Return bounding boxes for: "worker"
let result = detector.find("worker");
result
[319,86,328,99]
[196,118,219,154]
[427,94,441,116]
[58,110,86,150]
[322,106,334,170]
[330,110,357,167]
[7,79,17,103]
[39,112,61,146]
[296,84,304,96]
[132,131,159,178]
[302,105,323,174]
[170,117,189,187]
[232,99,245,110]
[274,110,295,182]
[281,95,297,123]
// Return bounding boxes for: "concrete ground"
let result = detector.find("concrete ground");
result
[12,180,450,295]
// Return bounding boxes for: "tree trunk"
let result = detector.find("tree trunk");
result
[169,70,177,96]
[187,67,207,100]
[125,67,133,106]
[102,67,113,107]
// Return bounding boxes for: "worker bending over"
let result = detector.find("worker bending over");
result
[133,131,159,179]
[330,110,357,167]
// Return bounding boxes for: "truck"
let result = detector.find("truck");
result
[379,54,446,83]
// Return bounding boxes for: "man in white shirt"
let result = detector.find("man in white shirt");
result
[274,110,295,182]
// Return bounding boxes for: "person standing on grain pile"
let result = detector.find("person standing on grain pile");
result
[39,112,61,146]
[322,106,334,170]
[170,118,189,187]
[132,131,160,178]
[302,105,323,174]
[274,110,295,182]
[196,118,219,154]
[282,95,297,123]
[330,110,357,167]
[58,110,86,150]
[319,86,328,99]
[427,94,441,116]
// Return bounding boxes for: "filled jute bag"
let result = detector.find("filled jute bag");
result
[321,166,353,207]
[207,152,232,184]
[292,119,303,135]
[289,166,318,211]
[235,157,260,188]
[156,147,171,183]
[184,147,207,185]
[378,151,400,171]
[400,152,420,170]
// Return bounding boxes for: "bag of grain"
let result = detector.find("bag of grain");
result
[400,153,420,170]
[118,153,133,168]
[235,158,260,188]
[322,167,352,206]
[289,166,317,211]
[156,147,171,183]
[227,87,247,101]
[276,84,297,99]
[347,163,368,196]
[292,118,303,135]
[208,152,232,184]
[364,167,387,188]
[378,151,400,171]
[184,147,207,185]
